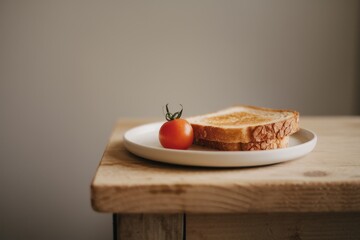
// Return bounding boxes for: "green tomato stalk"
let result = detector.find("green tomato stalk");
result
[164,104,183,121]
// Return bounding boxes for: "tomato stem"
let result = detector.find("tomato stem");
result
[164,103,183,121]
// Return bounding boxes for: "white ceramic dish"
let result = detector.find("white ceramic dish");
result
[123,122,317,167]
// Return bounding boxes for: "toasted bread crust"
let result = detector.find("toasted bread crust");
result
[188,105,299,143]
[194,137,289,151]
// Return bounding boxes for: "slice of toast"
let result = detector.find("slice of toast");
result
[187,105,299,146]
[195,136,289,151]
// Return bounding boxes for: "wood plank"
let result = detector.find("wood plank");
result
[91,117,360,213]
[116,214,183,240]
[186,213,360,240]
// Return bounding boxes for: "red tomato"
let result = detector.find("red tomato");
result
[159,118,194,150]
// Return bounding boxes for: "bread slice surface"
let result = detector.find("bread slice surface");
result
[187,105,299,143]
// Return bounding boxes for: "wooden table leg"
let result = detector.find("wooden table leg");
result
[115,214,184,240]
[113,214,118,240]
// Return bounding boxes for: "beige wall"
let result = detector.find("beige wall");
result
[0,0,359,239]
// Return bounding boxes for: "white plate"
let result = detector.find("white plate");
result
[123,122,317,167]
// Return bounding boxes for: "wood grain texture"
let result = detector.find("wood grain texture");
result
[116,214,183,240]
[186,213,360,240]
[91,117,360,213]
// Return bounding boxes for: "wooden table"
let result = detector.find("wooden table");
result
[91,117,360,240]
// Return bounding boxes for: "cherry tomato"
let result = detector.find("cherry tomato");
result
[159,104,194,150]
[159,119,194,149]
